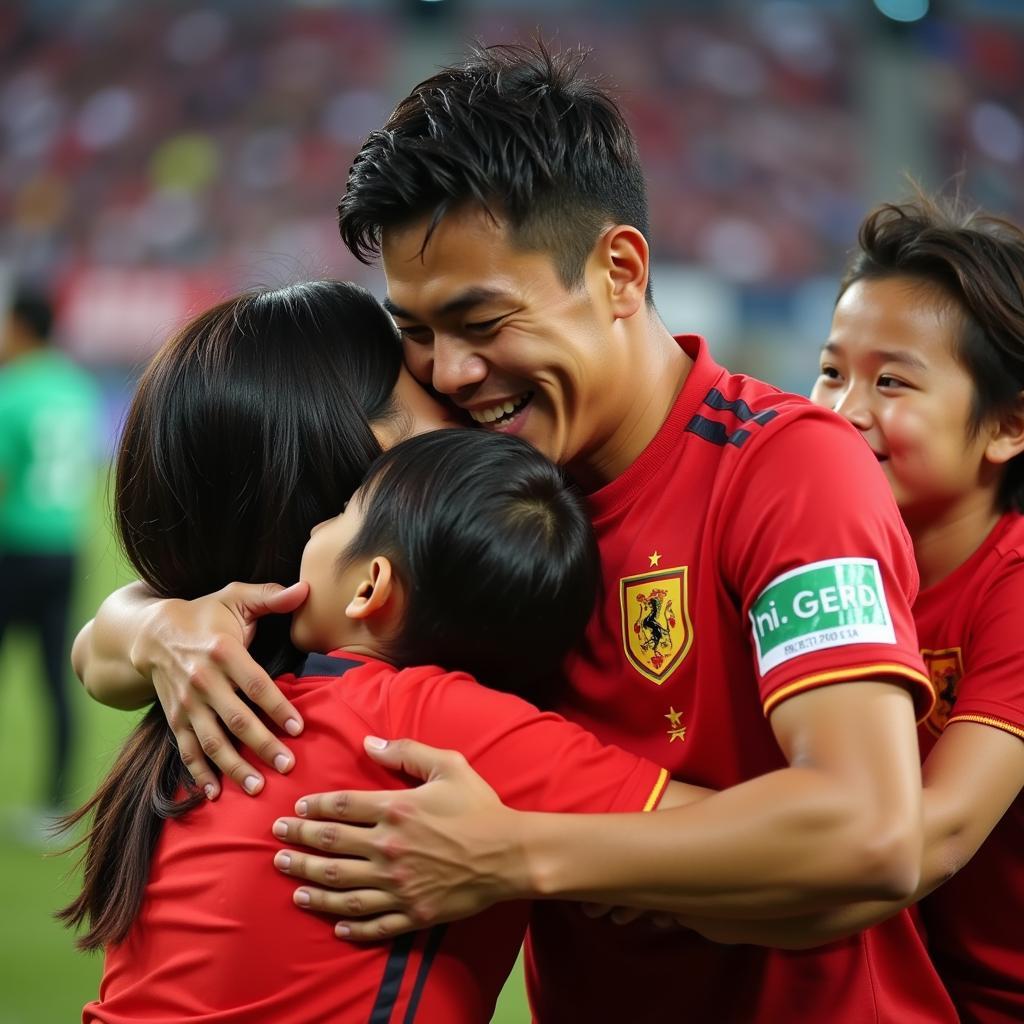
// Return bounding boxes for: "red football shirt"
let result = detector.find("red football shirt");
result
[526,336,955,1024]
[85,653,668,1024]
[914,511,1024,1024]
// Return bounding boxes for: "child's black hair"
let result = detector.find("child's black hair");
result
[342,429,599,699]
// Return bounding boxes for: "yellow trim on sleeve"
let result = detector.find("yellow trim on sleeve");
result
[642,768,671,812]
[947,714,1024,742]
[762,663,934,720]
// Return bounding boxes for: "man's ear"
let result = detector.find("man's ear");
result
[592,223,649,320]
[985,393,1024,466]
[344,557,395,621]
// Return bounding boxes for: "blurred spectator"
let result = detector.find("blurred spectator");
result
[2,1,1022,378]
[0,288,101,816]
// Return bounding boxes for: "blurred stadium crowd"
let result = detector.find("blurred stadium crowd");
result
[2,0,1024,369]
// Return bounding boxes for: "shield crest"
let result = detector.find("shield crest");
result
[922,647,963,735]
[620,566,692,684]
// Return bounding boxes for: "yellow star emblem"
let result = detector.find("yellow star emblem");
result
[648,551,662,567]
[668,727,687,743]
[664,706,683,727]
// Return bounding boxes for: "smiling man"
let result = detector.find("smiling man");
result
[75,43,957,1023]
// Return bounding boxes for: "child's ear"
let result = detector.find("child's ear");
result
[344,557,395,621]
[985,393,1024,466]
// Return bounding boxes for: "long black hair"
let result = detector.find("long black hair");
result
[59,280,406,950]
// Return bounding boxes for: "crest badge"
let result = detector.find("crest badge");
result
[922,647,963,735]
[621,565,693,684]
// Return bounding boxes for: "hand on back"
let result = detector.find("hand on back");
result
[135,581,309,799]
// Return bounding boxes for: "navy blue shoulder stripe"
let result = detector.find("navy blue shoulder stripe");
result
[687,388,779,447]
[298,652,364,678]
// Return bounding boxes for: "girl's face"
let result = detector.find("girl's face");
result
[810,276,994,528]
[372,364,459,449]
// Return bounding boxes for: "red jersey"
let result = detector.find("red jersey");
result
[915,511,1024,1024]
[526,336,955,1024]
[86,653,667,1024]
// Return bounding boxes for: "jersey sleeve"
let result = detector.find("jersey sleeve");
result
[719,408,933,721]
[387,668,670,815]
[947,555,1024,742]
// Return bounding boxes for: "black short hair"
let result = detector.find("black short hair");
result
[342,429,599,700]
[10,289,54,342]
[339,41,652,299]
[841,190,1024,512]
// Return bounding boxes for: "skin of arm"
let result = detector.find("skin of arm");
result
[271,679,927,938]
[72,579,309,798]
[670,720,1024,948]
[72,582,163,708]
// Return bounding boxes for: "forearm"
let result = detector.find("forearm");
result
[518,764,920,918]
[72,582,161,708]
[567,725,1022,947]
[668,777,986,949]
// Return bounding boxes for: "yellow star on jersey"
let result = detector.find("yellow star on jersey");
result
[664,706,683,727]
[668,727,687,743]
[648,550,662,567]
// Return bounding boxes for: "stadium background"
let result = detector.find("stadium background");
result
[2,0,1023,1019]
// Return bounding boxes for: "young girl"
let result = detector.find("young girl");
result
[808,195,1024,1023]
[63,287,683,1023]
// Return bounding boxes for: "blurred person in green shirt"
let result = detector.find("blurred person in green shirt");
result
[0,289,102,814]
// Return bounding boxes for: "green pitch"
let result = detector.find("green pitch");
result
[0,476,529,1023]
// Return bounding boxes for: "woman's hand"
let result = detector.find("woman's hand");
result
[272,737,527,939]
[133,581,310,798]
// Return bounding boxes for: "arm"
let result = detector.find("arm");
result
[72,582,164,708]
[73,579,310,797]
[522,680,923,915]
[673,719,1024,948]
[272,678,924,937]
[273,414,930,934]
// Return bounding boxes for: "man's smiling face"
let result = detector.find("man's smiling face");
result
[381,204,630,474]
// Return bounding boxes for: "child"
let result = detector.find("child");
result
[69,427,680,1024]
[808,194,1024,1023]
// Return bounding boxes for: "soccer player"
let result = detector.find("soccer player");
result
[75,46,957,1021]
[0,288,101,815]
[803,195,1024,1023]
[66,286,681,1023]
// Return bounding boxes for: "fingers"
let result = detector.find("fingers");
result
[362,736,467,783]
[259,580,309,614]
[289,789,396,826]
[208,634,303,738]
[334,913,419,942]
[273,815,381,857]
[222,580,309,621]
[273,847,383,890]
[188,671,291,783]
[291,886,403,920]
[172,718,221,800]
[182,703,266,796]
